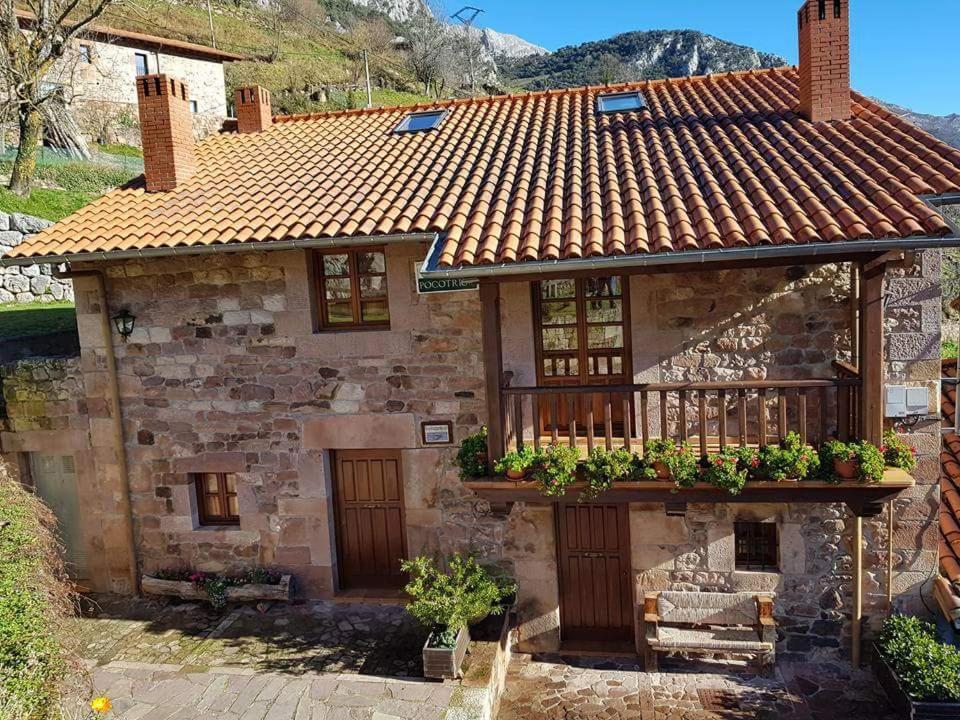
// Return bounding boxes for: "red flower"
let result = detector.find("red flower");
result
[880,445,888,453]
[750,458,760,468]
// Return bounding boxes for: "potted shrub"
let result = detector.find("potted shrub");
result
[874,614,960,717]
[580,447,645,500]
[401,554,514,680]
[530,443,581,497]
[644,440,699,488]
[756,431,819,481]
[493,445,538,479]
[882,429,918,472]
[819,440,885,483]
[455,427,488,479]
[700,448,748,495]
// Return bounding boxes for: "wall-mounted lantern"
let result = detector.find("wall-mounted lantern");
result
[111,308,136,341]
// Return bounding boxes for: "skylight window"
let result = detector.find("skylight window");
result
[596,91,646,115]
[395,110,446,134]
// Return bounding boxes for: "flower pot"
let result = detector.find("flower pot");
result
[422,625,470,680]
[505,468,527,480]
[833,458,859,480]
[652,461,671,480]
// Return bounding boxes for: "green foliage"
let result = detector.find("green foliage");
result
[0,188,94,221]
[581,447,638,500]
[877,614,960,702]
[944,339,958,359]
[0,460,76,719]
[700,448,748,495]
[0,301,76,340]
[881,429,917,471]
[0,159,136,195]
[96,143,143,158]
[756,432,820,481]
[818,440,885,483]
[493,445,538,476]
[530,444,581,497]
[455,427,488,479]
[153,568,283,610]
[643,439,699,488]
[401,554,514,647]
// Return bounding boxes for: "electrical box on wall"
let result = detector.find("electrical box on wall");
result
[885,385,929,418]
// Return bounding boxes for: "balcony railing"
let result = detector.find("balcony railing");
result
[499,370,861,459]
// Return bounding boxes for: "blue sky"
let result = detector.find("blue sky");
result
[467,0,955,116]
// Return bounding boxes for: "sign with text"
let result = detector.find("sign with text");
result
[415,262,479,294]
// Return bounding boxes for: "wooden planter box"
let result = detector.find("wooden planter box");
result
[422,625,470,680]
[873,644,960,719]
[142,574,293,604]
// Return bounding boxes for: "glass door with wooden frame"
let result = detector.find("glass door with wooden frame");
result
[533,277,632,437]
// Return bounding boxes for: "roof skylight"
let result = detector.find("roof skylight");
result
[395,110,446,133]
[596,91,646,114]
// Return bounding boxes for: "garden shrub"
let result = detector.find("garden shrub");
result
[877,614,960,702]
[0,459,78,719]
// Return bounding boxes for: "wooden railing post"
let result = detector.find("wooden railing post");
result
[858,262,884,445]
[479,281,505,467]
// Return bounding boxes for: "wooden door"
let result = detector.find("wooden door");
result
[333,450,408,590]
[556,503,633,645]
[30,453,89,579]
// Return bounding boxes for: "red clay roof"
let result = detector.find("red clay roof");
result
[9,67,960,265]
[942,359,960,585]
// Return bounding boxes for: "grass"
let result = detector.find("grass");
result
[96,143,142,159]
[0,188,93,222]
[945,339,959,359]
[0,301,77,339]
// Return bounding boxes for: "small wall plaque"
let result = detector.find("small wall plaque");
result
[422,421,453,445]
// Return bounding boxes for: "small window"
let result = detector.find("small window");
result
[596,91,645,114]
[189,100,198,114]
[314,248,389,330]
[79,44,93,64]
[135,52,149,76]
[395,110,445,133]
[734,521,779,571]
[194,472,239,525]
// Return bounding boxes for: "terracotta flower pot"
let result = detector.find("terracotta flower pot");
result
[505,468,527,480]
[652,461,671,480]
[833,458,859,480]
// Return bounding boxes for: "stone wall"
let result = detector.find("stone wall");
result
[0,213,73,304]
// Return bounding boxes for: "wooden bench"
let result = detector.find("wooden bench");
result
[642,590,776,671]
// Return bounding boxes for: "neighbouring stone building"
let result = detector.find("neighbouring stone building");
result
[0,0,957,671]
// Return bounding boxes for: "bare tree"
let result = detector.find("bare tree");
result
[0,0,114,195]
[404,4,459,98]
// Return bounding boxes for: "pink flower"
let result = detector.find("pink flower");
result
[750,458,760,468]
[880,445,888,453]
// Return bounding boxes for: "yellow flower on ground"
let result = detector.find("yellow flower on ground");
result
[90,696,112,713]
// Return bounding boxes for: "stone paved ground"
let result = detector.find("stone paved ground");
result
[498,654,900,720]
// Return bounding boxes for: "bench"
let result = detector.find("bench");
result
[642,590,776,671]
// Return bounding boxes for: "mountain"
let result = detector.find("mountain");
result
[880,102,960,150]
[501,29,786,90]
[478,27,547,60]
[345,0,427,23]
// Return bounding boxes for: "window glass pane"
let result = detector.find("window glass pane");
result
[322,254,350,276]
[541,279,576,300]
[326,302,354,325]
[360,275,387,298]
[585,276,621,298]
[135,53,148,75]
[542,327,578,351]
[224,474,237,493]
[587,326,623,349]
[541,300,577,326]
[202,474,219,493]
[361,300,389,323]
[598,93,644,113]
[357,252,385,274]
[204,495,223,517]
[325,278,352,301]
[398,111,444,132]
[227,495,239,517]
[585,298,621,323]
[610,355,622,374]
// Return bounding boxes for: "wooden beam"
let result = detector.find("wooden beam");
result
[863,251,904,275]
[849,264,860,363]
[858,261,885,444]
[479,281,506,467]
[852,514,863,668]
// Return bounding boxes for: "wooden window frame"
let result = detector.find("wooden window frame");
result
[79,43,93,64]
[193,472,240,526]
[313,247,390,331]
[734,521,779,571]
[134,51,149,76]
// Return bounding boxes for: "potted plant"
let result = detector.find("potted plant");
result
[580,447,644,500]
[455,427,488,479]
[493,445,538,479]
[644,440,699,488]
[700,448,748,495]
[401,554,515,680]
[882,429,918,472]
[819,439,885,483]
[530,443,581,497]
[756,431,819,481]
[874,614,960,718]
[735,446,762,480]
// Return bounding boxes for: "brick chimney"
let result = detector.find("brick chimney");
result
[136,74,196,192]
[797,0,851,122]
[235,86,272,133]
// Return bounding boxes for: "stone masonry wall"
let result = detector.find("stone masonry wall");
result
[0,212,73,304]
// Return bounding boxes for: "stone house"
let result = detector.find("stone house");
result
[1,0,959,667]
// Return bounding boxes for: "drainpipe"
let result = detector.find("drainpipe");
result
[54,266,140,596]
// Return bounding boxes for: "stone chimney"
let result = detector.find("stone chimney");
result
[136,74,196,192]
[797,0,851,122]
[236,86,272,134]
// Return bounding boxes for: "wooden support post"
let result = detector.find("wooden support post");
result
[480,281,505,469]
[858,262,885,445]
[887,500,895,609]
[849,263,860,364]
[852,513,863,668]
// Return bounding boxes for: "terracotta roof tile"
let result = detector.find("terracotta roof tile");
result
[9,67,960,264]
